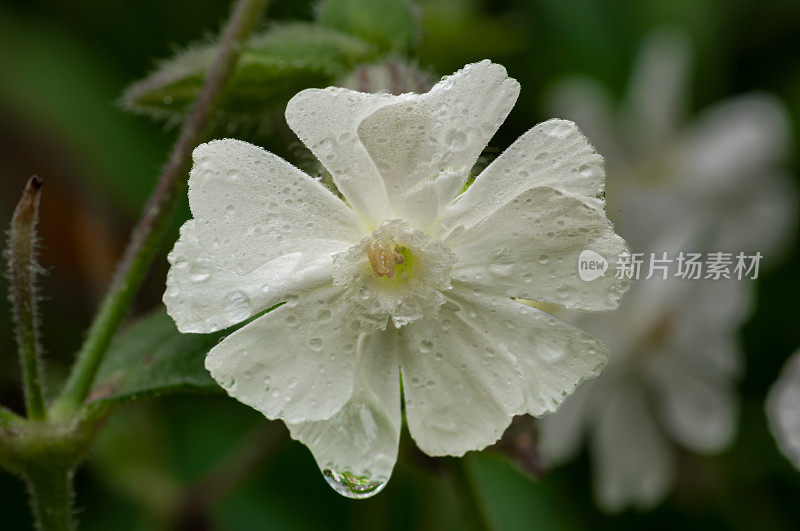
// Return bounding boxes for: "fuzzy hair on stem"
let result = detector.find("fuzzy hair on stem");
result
[6,176,47,421]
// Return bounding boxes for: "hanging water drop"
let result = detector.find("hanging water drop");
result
[322,469,387,499]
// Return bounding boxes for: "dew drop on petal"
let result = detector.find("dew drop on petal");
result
[188,259,212,282]
[419,339,433,353]
[323,469,387,499]
[223,291,251,322]
[308,337,323,351]
[489,249,514,277]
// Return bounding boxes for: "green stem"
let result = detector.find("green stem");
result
[7,176,47,421]
[52,0,270,417]
[446,459,493,531]
[25,464,75,531]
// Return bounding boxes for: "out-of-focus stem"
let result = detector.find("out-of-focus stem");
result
[446,458,493,531]
[7,176,47,421]
[52,0,270,417]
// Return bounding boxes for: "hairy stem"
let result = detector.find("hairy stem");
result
[446,459,493,531]
[25,463,75,531]
[7,176,47,421]
[52,0,270,416]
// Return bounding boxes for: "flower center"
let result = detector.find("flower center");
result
[333,220,457,329]
[366,241,405,279]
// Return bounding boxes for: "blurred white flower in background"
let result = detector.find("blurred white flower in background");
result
[163,61,630,498]
[539,272,751,511]
[767,350,800,471]
[538,29,796,512]
[548,29,796,255]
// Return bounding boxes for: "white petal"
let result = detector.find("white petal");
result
[438,119,607,233]
[622,29,691,149]
[591,384,674,512]
[676,95,790,188]
[285,88,396,226]
[399,298,524,456]
[647,355,737,452]
[164,220,332,332]
[446,187,629,311]
[356,60,520,228]
[287,330,401,485]
[204,286,362,423]
[189,139,366,275]
[537,382,594,465]
[451,288,609,416]
[767,350,800,470]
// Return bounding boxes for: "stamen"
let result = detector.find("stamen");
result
[366,242,405,278]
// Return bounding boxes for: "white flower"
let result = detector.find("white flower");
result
[538,274,751,512]
[548,29,796,255]
[767,350,800,471]
[163,60,629,497]
[538,29,796,512]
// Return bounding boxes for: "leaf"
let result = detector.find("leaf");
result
[317,0,420,52]
[123,23,379,123]
[87,310,222,407]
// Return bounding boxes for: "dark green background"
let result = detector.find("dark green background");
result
[1,0,799,529]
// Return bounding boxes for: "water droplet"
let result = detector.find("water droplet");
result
[441,319,452,331]
[223,291,251,322]
[285,294,299,307]
[288,378,298,389]
[323,469,387,499]
[316,308,331,321]
[308,337,323,351]
[489,249,514,277]
[420,339,433,353]
[189,259,212,282]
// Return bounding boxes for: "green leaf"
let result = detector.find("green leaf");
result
[87,310,221,408]
[317,0,420,52]
[123,23,379,123]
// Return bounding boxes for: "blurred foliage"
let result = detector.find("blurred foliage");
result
[123,23,380,124]
[87,311,220,409]
[123,0,422,126]
[317,0,420,52]
[0,0,799,529]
